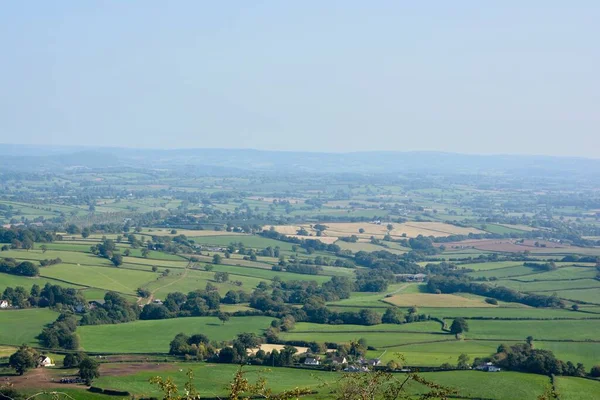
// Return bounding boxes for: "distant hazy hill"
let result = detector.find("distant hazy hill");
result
[1,144,600,177]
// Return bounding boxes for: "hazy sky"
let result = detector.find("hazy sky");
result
[1,1,599,157]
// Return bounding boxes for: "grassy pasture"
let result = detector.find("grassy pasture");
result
[496,278,600,292]
[516,266,599,281]
[291,321,441,333]
[369,339,499,366]
[280,331,451,348]
[90,363,555,400]
[535,341,600,368]
[456,261,523,271]
[543,288,600,304]
[40,263,159,295]
[143,268,265,298]
[0,308,59,346]
[418,371,550,400]
[0,272,83,292]
[401,306,589,319]
[383,293,496,308]
[334,240,406,254]
[555,376,600,400]
[123,257,190,269]
[467,265,538,279]
[191,235,295,250]
[1,249,112,266]
[80,288,138,302]
[466,319,600,341]
[93,363,335,399]
[78,316,273,353]
[209,263,331,284]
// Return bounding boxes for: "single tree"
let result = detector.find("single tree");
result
[450,318,469,337]
[79,357,100,385]
[212,254,222,264]
[457,353,470,369]
[218,312,231,325]
[9,345,38,375]
[111,254,123,267]
[40,245,48,253]
[526,336,534,348]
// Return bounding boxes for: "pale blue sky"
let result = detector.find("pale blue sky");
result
[1,1,598,157]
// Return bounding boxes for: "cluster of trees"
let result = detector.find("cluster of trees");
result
[0,258,39,276]
[276,262,323,275]
[80,292,140,325]
[355,268,395,292]
[427,276,565,308]
[259,229,341,254]
[0,226,56,245]
[169,332,216,359]
[353,250,422,274]
[2,283,84,309]
[491,342,590,377]
[38,313,79,349]
[8,345,39,375]
[523,262,557,271]
[140,289,221,320]
[7,345,100,384]
[38,257,62,266]
[90,238,123,266]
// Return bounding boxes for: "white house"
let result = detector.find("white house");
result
[0,300,9,309]
[363,358,381,367]
[37,356,54,367]
[476,362,501,372]
[304,357,321,366]
[331,356,347,365]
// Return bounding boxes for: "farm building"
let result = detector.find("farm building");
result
[344,365,369,372]
[331,356,347,365]
[475,362,501,372]
[396,273,427,282]
[37,356,54,367]
[361,358,382,367]
[304,357,321,366]
[0,300,9,309]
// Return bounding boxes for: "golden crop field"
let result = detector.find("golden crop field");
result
[383,293,497,308]
[270,222,483,239]
[143,229,246,237]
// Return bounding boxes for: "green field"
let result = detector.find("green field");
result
[555,376,600,400]
[516,266,599,281]
[0,272,83,292]
[497,278,600,292]
[1,249,113,266]
[78,316,273,353]
[544,288,600,304]
[467,265,538,279]
[210,263,332,283]
[91,363,559,400]
[190,235,295,251]
[0,309,59,346]
[456,261,523,271]
[466,319,600,341]
[143,268,265,298]
[535,341,600,368]
[40,263,160,295]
